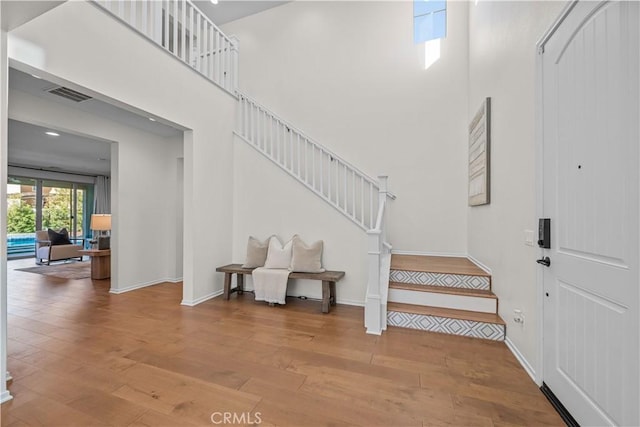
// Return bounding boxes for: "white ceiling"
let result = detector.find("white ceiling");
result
[9,119,112,176]
[194,1,289,25]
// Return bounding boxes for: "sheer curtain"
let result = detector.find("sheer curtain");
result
[93,176,110,214]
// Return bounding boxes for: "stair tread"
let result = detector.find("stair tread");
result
[391,255,489,277]
[387,302,506,325]
[388,282,497,299]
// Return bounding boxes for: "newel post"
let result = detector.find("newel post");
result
[365,175,389,335]
[365,229,382,335]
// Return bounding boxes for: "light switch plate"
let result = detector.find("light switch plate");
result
[524,229,534,246]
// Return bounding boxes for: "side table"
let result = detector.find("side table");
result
[79,249,111,280]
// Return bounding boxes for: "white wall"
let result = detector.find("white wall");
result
[9,89,183,289]
[232,137,367,304]
[8,1,237,304]
[113,132,184,289]
[223,1,470,255]
[467,1,565,373]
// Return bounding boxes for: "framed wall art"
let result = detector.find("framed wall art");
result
[468,97,491,206]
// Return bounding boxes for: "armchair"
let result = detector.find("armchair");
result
[35,230,85,265]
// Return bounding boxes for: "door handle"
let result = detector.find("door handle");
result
[536,257,551,267]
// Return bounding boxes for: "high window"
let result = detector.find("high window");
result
[413,0,446,69]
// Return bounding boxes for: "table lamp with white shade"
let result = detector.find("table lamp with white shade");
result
[90,214,111,249]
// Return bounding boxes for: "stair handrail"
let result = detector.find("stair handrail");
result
[365,176,391,335]
[235,92,395,231]
[93,0,238,94]
[237,93,396,197]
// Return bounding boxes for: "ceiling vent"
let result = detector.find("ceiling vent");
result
[47,86,92,103]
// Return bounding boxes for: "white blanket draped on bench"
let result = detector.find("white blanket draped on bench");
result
[252,267,290,304]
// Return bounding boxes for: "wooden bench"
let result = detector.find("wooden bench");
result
[215,264,345,313]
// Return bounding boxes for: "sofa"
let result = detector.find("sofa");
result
[35,229,85,265]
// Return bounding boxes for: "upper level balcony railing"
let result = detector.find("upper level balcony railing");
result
[94,0,238,95]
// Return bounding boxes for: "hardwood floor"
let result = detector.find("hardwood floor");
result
[1,259,563,426]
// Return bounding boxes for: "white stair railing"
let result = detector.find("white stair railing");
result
[236,93,393,333]
[365,176,392,335]
[93,0,238,94]
[236,92,395,231]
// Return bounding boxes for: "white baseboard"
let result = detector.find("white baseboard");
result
[1,390,13,403]
[226,288,365,308]
[391,250,468,258]
[288,296,365,307]
[505,337,537,383]
[181,289,223,306]
[6,371,12,381]
[467,255,492,274]
[109,278,171,294]
[167,277,183,283]
[336,298,364,307]
[224,283,364,307]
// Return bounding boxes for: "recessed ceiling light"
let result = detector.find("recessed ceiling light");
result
[45,131,60,137]
[210,0,218,4]
[148,117,156,122]
[31,74,42,79]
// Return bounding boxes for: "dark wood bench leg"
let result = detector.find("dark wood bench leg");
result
[322,280,330,313]
[224,272,232,300]
[329,281,336,306]
[237,274,244,295]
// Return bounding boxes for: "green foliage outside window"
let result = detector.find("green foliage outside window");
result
[42,188,72,231]
[7,201,35,233]
[7,185,86,235]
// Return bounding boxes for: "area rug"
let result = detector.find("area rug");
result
[16,261,91,280]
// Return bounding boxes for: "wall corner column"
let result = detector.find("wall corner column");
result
[0,13,14,404]
[180,130,195,305]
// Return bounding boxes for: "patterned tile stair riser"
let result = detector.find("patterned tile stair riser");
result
[387,310,505,341]
[389,270,490,290]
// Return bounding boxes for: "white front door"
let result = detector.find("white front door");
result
[541,1,639,426]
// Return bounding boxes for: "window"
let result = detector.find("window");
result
[413,0,446,69]
[413,0,447,44]
[6,176,92,258]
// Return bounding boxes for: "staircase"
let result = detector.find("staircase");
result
[92,0,395,336]
[92,0,502,341]
[386,254,506,341]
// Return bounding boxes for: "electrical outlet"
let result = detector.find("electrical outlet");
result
[524,230,534,246]
[513,309,525,325]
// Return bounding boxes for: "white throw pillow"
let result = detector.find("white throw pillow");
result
[264,236,294,269]
[242,236,272,268]
[290,236,325,273]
